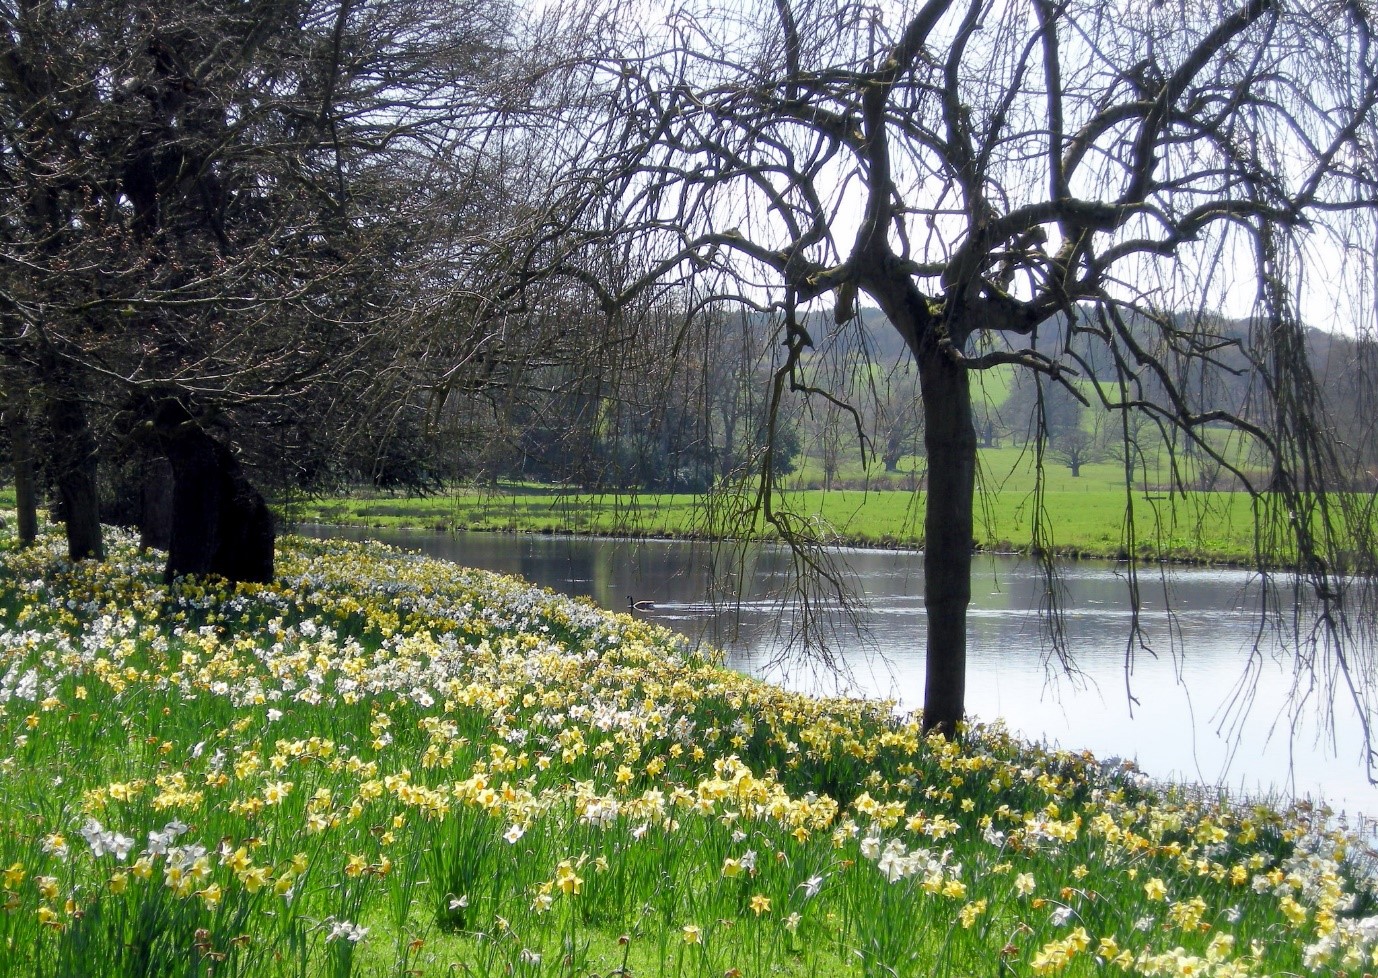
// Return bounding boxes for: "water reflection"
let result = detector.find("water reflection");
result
[296,524,1376,818]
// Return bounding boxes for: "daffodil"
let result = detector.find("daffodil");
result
[958,899,986,928]
[196,883,223,910]
[1,863,24,890]
[554,859,583,896]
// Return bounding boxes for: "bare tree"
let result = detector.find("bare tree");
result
[808,399,845,490]
[0,0,524,578]
[870,363,924,474]
[549,0,1378,743]
[1049,428,1098,478]
[703,310,780,482]
[1003,371,1085,447]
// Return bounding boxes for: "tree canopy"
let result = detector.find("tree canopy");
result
[532,0,1378,751]
[0,0,547,576]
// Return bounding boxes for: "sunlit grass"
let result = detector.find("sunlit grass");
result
[284,425,1368,564]
[283,476,1268,563]
[0,520,1374,976]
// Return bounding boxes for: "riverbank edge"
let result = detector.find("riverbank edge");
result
[285,513,1268,571]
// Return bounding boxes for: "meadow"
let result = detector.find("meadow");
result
[287,451,1269,564]
[1,521,1375,976]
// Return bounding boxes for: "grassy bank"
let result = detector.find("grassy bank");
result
[1,521,1375,976]
[285,482,1267,564]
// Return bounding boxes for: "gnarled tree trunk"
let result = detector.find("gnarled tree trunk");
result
[916,333,976,736]
[156,405,274,584]
[44,382,104,562]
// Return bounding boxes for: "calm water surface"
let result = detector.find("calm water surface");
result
[298,524,1378,819]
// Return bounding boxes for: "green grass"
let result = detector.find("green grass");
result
[281,470,1269,564]
[4,520,1378,976]
[281,420,1376,565]
[0,520,1373,977]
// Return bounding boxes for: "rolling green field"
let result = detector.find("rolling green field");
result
[0,522,1373,976]
[283,445,1276,564]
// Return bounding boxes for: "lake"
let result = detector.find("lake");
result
[297,524,1378,821]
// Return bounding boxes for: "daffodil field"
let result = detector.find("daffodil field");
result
[1,525,1375,977]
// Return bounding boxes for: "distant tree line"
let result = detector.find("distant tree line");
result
[465,304,1377,493]
[422,305,802,493]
